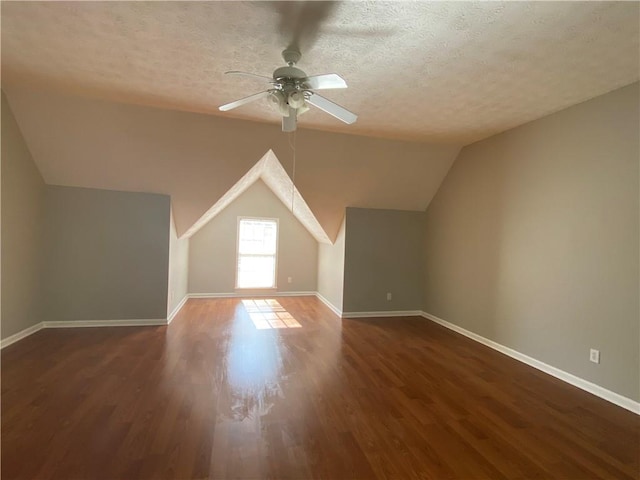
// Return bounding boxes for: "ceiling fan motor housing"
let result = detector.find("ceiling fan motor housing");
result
[219,47,357,130]
[272,65,309,111]
[273,65,307,82]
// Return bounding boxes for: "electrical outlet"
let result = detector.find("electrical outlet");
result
[590,349,600,364]
[288,277,292,284]
[386,292,392,301]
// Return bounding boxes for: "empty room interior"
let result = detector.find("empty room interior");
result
[2,2,639,479]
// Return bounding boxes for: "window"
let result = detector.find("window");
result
[236,217,278,289]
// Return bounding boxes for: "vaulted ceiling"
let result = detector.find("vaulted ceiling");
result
[4,86,460,240]
[2,1,638,143]
[182,150,333,244]
[2,2,638,241]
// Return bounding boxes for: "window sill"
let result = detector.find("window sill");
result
[235,287,278,291]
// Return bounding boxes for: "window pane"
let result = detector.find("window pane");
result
[238,219,277,255]
[237,255,276,288]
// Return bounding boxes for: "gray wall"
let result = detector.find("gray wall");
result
[423,83,639,401]
[343,207,424,313]
[317,217,346,313]
[1,92,46,339]
[168,209,189,315]
[189,180,318,294]
[45,185,171,321]
[5,86,460,241]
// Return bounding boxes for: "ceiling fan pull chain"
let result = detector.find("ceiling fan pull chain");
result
[290,129,297,213]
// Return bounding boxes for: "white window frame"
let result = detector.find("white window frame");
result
[235,216,279,290]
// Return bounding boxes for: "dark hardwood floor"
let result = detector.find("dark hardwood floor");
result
[2,297,639,479]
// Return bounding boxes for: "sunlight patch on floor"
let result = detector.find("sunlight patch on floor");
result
[242,299,302,329]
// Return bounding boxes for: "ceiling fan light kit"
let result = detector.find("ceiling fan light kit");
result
[268,90,289,117]
[295,102,310,117]
[219,49,357,132]
[287,91,306,109]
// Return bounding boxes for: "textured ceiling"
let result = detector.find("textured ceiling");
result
[2,1,638,143]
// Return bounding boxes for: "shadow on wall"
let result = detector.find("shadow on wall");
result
[424,140,509,340]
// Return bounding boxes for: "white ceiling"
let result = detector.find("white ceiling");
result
[2,1,638,144]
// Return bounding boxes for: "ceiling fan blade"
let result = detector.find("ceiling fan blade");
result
[219,91,271,112]
[303,73,347,90]
[306,93,357,124]
[269,1,339,53]
[282,107,297,132]
[224,71,273,81]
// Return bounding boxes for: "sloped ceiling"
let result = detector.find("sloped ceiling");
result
[3,2,638,242]
[183,150,332,244]
[2,1,638,143]
[4,87,460,240]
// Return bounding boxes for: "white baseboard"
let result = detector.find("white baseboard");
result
[421,311,640,415]
[315,292,343,317]
[167,295,189,324]
[6,305,636,414]
[44,319,167,328]
[1,292,316,348]
[342,310,422,319]
[1,322,45,349]
[188,291,316,299]
[1,317,169,349]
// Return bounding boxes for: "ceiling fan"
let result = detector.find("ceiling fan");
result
[219,49,357,132]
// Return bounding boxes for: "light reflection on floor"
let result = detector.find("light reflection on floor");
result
[241,299,302,329]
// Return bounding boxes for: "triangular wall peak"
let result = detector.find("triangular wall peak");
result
[182,150,332,244]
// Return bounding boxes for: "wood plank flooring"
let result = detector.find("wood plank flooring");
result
[2,297,639,479]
